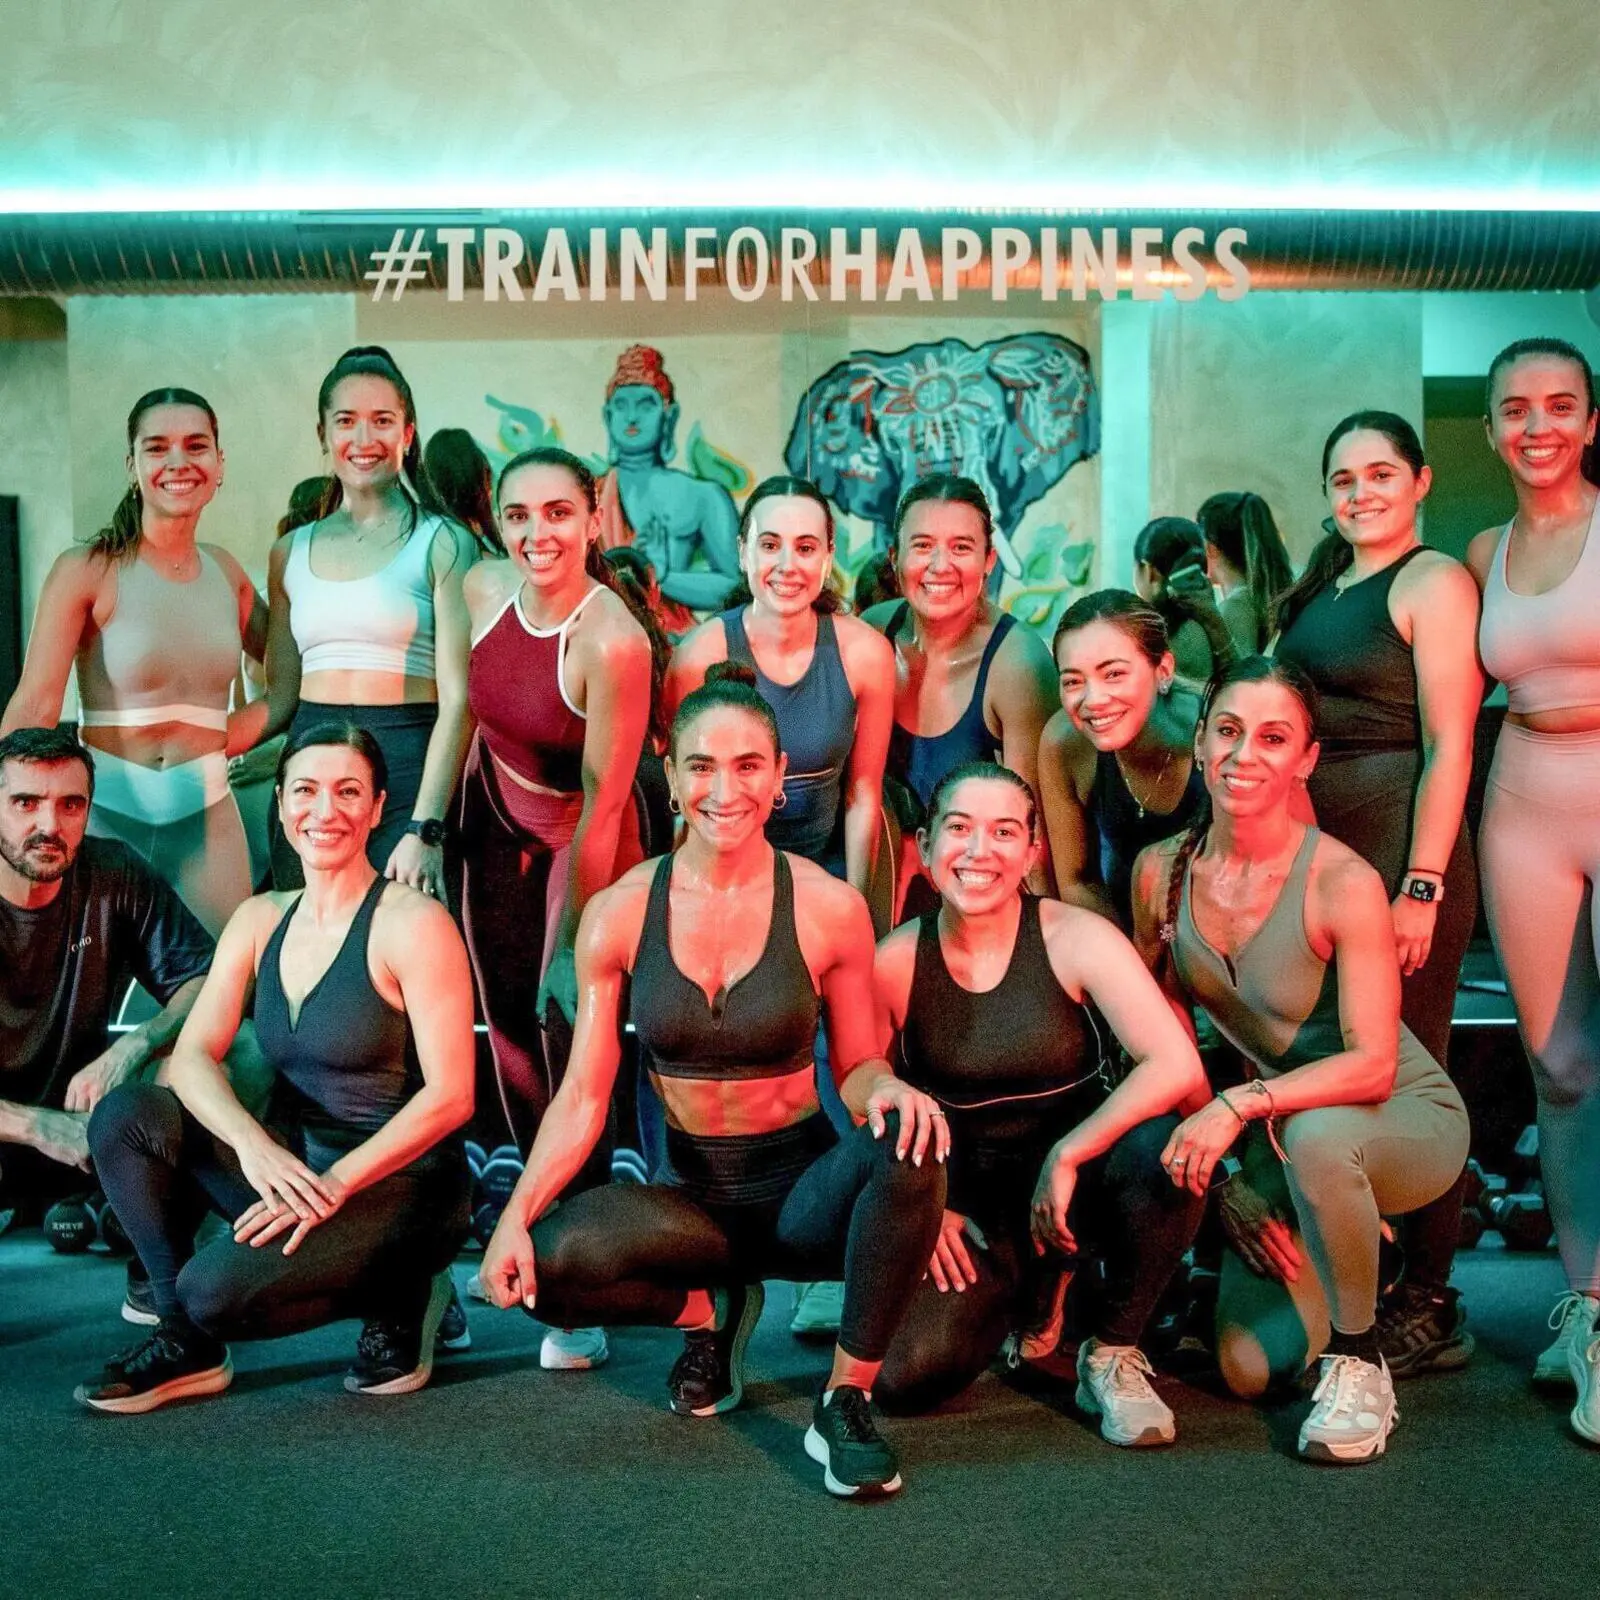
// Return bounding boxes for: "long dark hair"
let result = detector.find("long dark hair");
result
[275,718,390,798]
[1273,410,1426,635]
[423,428,503,555]
[1158,655,1320,949]
[1486,337,1600,488]
[496,446,669,744]
[1196,492,1293,651]
[1132,517,1206,637]
[722,474,843,614]
[315,346,451,533]
[89,388,220,563]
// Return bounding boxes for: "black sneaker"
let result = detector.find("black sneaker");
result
[121,1260,159,1327]
[1376,1284,1475,1379]
[667,1282,765,1417]
[75,1321,232,1415]
[345,1271,453,1396]
[437,1281,471,1353]
[804,1384,903,1497]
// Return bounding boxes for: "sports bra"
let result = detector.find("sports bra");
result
[1171,826,1445,1093]
[285,513,440,679]
[1479,496,1600,715]
[1087,749,1208,923]
[629,850,819,1084]
[252,876,444,1169]
[76,549,241,733]
[468,585,597,793]
[884,602,1015,810]
[722,606,856,864]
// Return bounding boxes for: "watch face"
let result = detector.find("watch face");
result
[411,819,445,847]
[1406,879,1436,902]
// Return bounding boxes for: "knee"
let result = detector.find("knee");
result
[1529,1042,1597,1109]
[88,1082,176,1167]
[1104,1116,1193,1211]
[177,1252,262,1338]
[1215,1323,1280,1400]
[864,1115,946,1203]
[1279,1112,1362,1201]
[874,1358,967,1416]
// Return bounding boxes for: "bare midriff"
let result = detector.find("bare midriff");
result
[80,721,228,768]
[1506,706,1600,734]
[299,669,439,708]
[652,1061,828,1138]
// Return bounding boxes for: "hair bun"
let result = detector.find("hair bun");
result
[704,660,758,691]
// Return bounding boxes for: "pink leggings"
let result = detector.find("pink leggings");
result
[1479,723,1600,1293]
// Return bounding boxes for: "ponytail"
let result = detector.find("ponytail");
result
[1197,492,1293,651]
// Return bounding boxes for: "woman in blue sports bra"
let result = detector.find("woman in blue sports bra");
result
[860,475,1059,910]
[477,664,946,1499]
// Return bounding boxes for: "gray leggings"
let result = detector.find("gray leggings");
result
[1480,723,1600,1293]
[1217,1085,1468,1396]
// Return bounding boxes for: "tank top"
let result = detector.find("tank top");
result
[1479,496,1600,715]
[1171,826,1446,1092]
[1274,547,1426,758]
[885,602,1016,810]
[285,513,440,678]
[1088,749,1208,921]
[252,876,438,1166]
[77,548,241,732]
[629,851,819,1084]
[722,607,856,863]
[468,585,597,793]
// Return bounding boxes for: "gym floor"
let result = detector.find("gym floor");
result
[2,1235,1597,1599]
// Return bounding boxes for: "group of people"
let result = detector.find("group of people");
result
[2,335,1597,1497]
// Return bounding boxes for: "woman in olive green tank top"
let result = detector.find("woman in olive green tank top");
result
[1131,657,1468,1467]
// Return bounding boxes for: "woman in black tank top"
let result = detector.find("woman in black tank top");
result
[1273,412,1483,1370]
[872,762,1208,1441]
[79,722,476,1416]
[475,664,946,1499]
[1040,591,1208,926]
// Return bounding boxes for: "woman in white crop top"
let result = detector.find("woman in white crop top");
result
[233,348,478,900]
[3,388,263,935]
[1467,337,1600,1443]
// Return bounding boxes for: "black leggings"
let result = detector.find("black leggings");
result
[89,1083,468,1339]
[532,1114,944,1362]
[875,1114,1204,1414]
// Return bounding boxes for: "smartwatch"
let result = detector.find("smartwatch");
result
[405,817,446,848]
[1402,875,1441,904]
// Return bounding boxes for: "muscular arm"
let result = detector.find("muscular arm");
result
[1130,840,1206,1069]
[2,551,97,733]
[661,618,725,727]
[0,1099,89,1168]
[839,621,893,901]
[321,893,475,1197]
[1038,710,1114,915]
[227,536,299,756]
[61,974,207,1113]
[988,623,1059,894]
[403,523,478,829]
[811,878,903,1117]
[207,544,268,664]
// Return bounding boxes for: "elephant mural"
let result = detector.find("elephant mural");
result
[784,332,1099,579]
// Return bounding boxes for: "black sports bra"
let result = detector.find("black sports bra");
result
[629,851,819,1082]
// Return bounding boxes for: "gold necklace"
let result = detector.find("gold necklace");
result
[1116,744,1174,819]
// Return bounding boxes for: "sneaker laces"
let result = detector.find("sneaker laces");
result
[827,1385,881,1444]
[118,1325,196,1376]
[674,1329,723,1386]
[1547,1291,1588,1339]
[1096,1345,1160,1400]
[1309,1353,1376,1423]
[355,1321,405,1364]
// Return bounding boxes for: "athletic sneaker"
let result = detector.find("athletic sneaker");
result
[437,1282,471,1353]
[1535,1292,1595,1390]
[1562,1295,1600,1444]
[1297,1352,1398,1464]
[540,1326,610,1370]
[668,1285,764,1416]
[1375,1284,1474,1378]
[789,1280,844,1339]
[75,1321,232,1415]
[804,1384,903,1497]
[121,1262,159,1327]
[1075,1339,1176,1447]
[345,1271,453,1396]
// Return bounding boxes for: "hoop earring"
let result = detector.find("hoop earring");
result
[772,790,788,811]
[667,793,681,815]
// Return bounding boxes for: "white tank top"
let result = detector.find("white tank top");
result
[286,513,441,678]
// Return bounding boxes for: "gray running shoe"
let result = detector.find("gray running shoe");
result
[1075,1339,1176,1447]
[1297,1353,1397,1464]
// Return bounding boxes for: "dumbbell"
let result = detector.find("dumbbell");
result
[464,1141,487,1179]
[92,1194,133,1256]
[1509,1124,1541,1187]
[1486,1190,1553,1251]
[472,1154,525,1246]
[43,1194,98,1253]
[611,1148,649,1185]
[488,1145,521,1165]
[1475,1169,1509,1225]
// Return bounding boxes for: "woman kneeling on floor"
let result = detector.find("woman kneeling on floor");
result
[1131,657,1470,1465]
[76,722,475,1414]
[872,760,1208,1444]
[478,664,946,1499]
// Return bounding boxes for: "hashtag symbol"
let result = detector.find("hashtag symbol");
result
[364,228,432,301]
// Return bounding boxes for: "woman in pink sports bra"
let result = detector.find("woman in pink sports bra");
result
[1468,336,1600,1443]
[3,388,263,935]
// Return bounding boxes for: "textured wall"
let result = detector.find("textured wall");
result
[4,2,1596,209]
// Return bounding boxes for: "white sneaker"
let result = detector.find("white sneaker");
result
[539,1326,609,1370]
[1562,1295,1600,1445]
[1075,1339,1176,1447]
[1298,1352,1397,1464]
[1535,1292,1593,1390]
[789,1281,844,1339]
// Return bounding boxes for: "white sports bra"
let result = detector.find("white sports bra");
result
[285,513,441,679]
